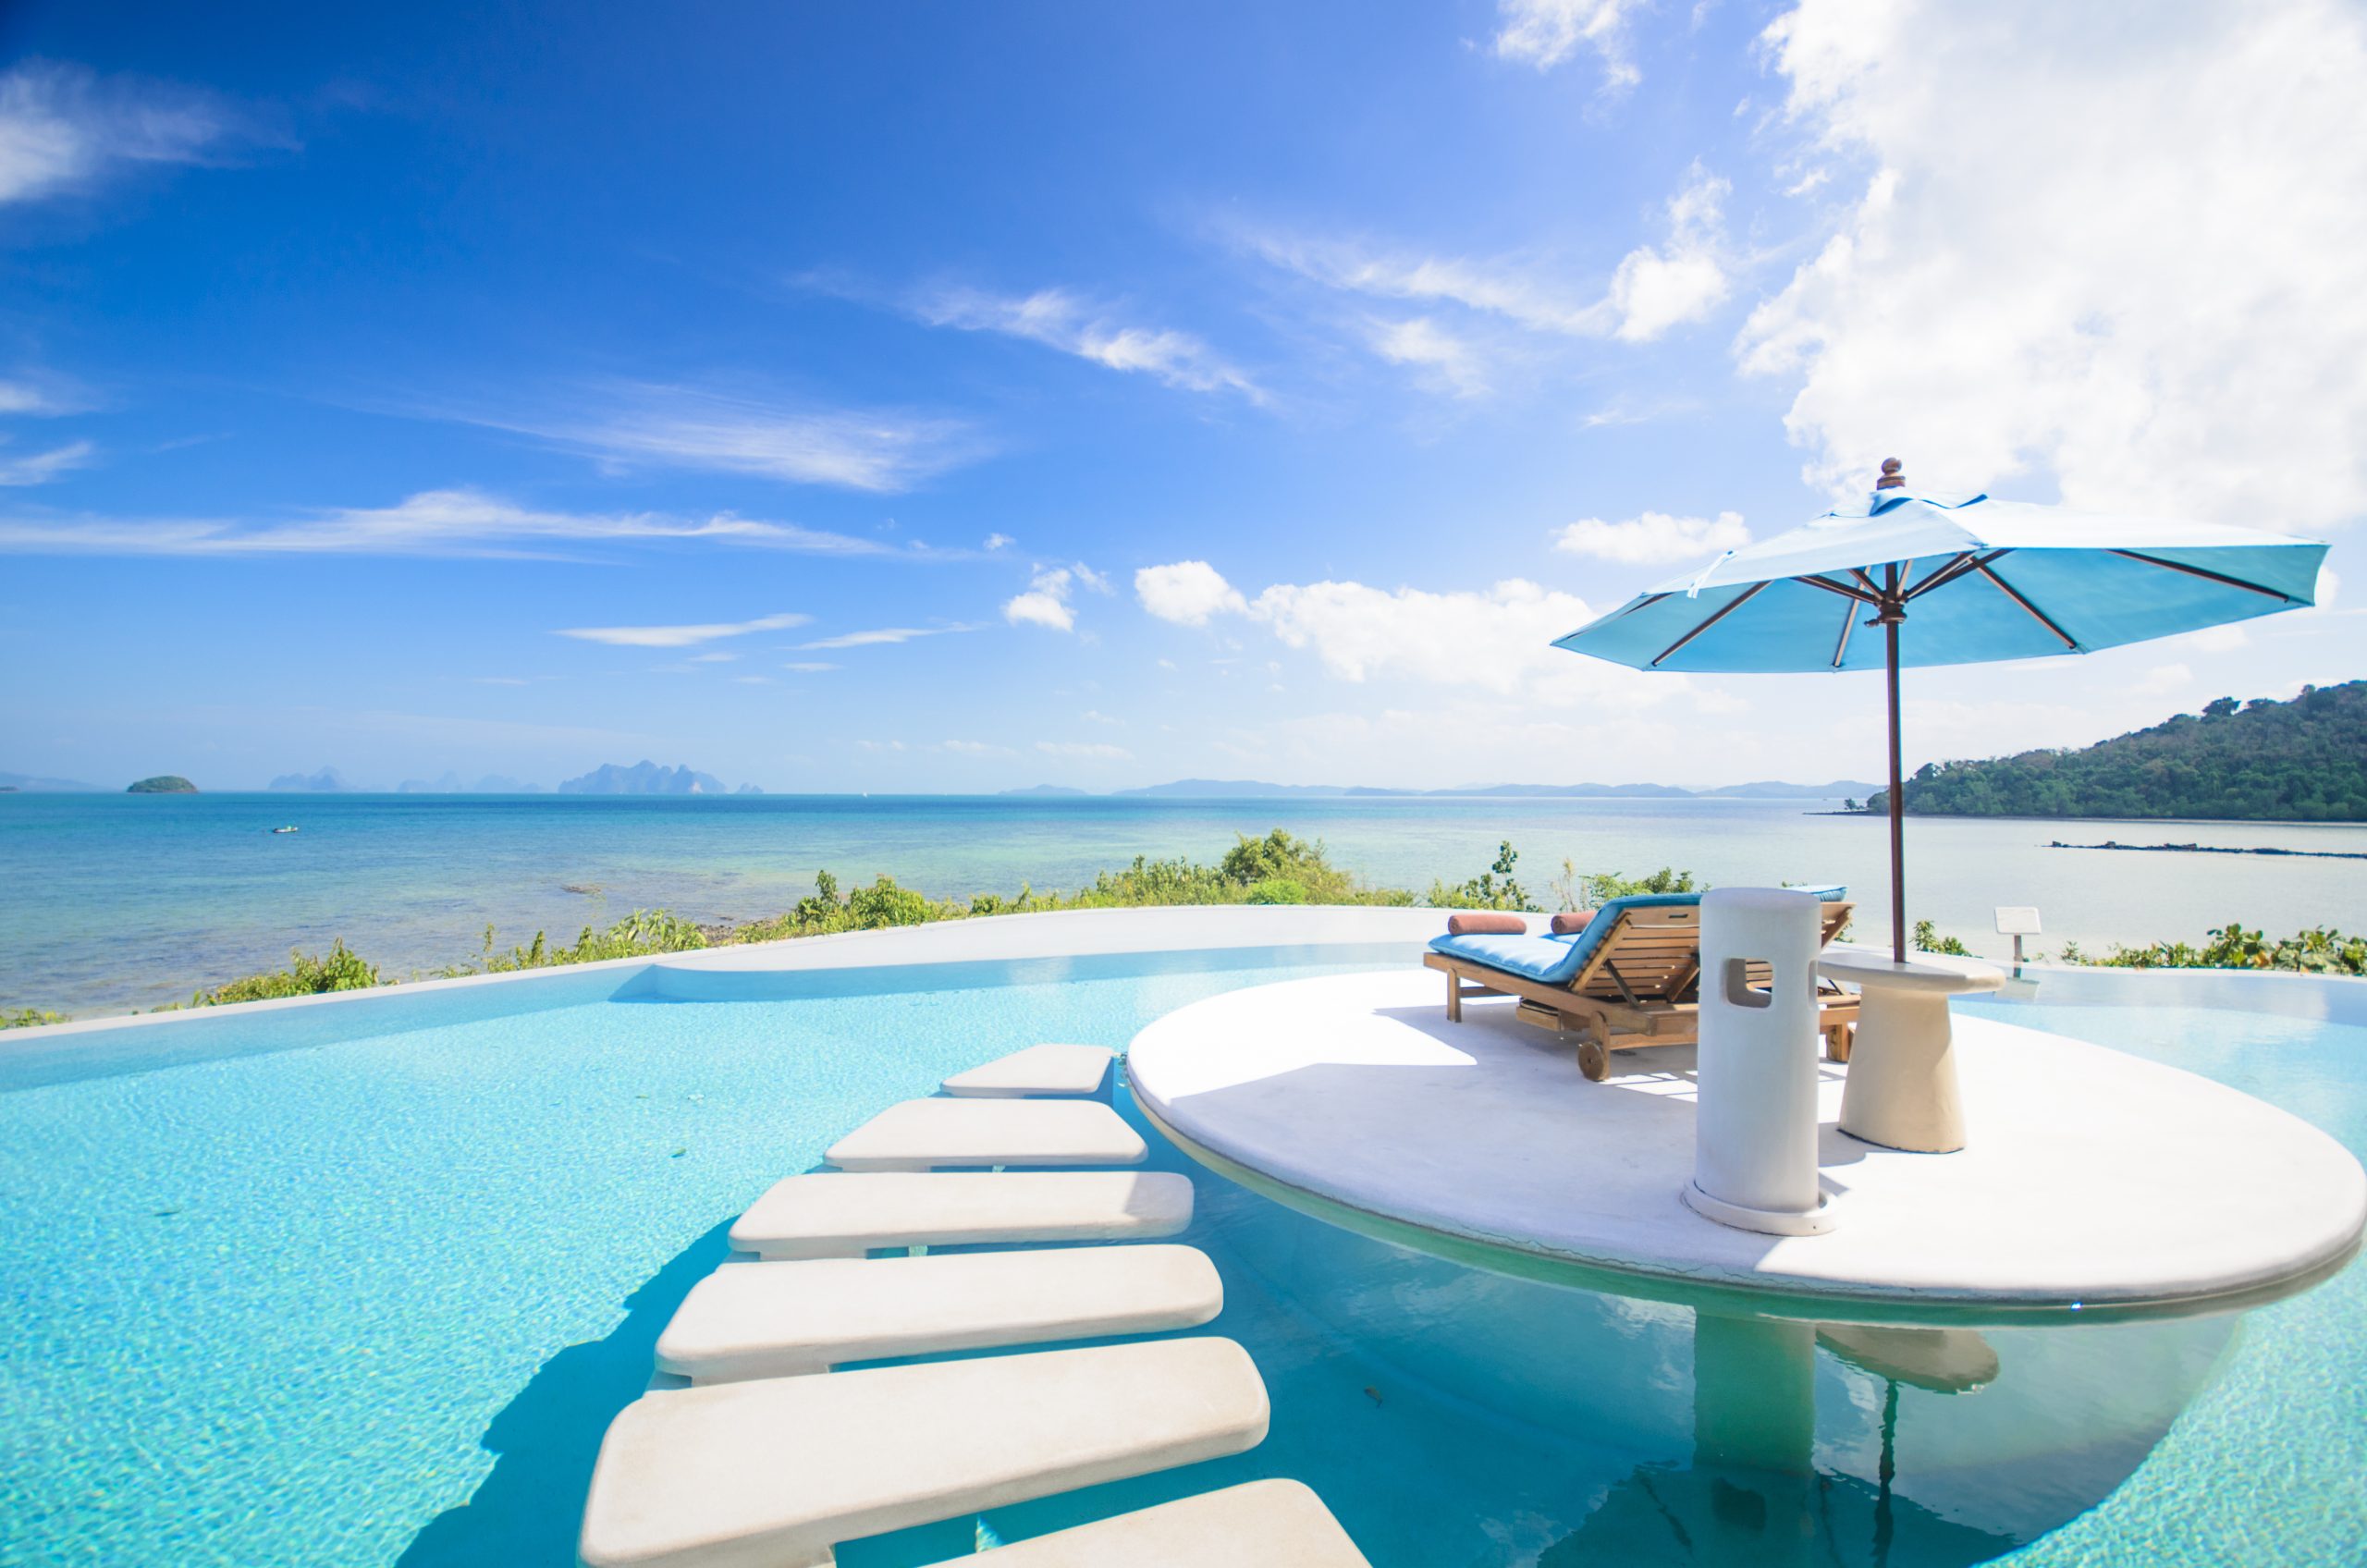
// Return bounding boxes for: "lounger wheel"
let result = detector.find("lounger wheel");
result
[1576,1035,1610,1082]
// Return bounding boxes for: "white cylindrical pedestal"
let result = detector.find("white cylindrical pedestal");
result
[1684,888,1834,1235]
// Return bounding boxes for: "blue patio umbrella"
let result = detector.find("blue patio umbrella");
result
[1553,460,2331,962]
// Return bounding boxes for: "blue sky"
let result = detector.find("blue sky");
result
[3,0,2361,791]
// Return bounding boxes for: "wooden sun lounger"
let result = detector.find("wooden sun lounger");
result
[1424,901,1858,1081]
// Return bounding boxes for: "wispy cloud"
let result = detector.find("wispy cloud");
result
[1003,562,1110,632]
[0,438,95,486]
[0,487,950,558]
[0,60,251,205]
[910,287,1264,402]
[448,383,986,494]
[1235,164,1734,375]
[1552,509,1749,564]
[781,661,840,672]
[555,612,811,649]
[943,739,1015,755]
[0,374,86,415]
[1491,0,1647,89]
[797,623,982,650]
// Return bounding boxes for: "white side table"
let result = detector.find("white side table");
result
[1818,946,2005,1153]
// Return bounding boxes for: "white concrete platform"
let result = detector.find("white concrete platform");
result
[826,1097,1147,1171]
[930,1479,1370,1567]
[1127,970,2367,1314]
[655,1244,1224,1382]
[579,1337,1270,1568]
[943,1043,1116,1098]
[729,1171,1196,1260]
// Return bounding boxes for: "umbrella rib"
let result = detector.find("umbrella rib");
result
[1649,580,1771,668]
[2107,550,2302,603]
[1831,594,1857,668]
[1972,560,2079,650]
[1797,572,1878,605]
[1904,550,2002,601]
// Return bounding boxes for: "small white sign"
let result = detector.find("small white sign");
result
[1994,905,2042,936]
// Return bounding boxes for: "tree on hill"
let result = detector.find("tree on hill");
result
[1866,681,2367,822]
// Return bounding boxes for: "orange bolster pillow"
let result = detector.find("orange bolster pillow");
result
[1550,911,1595,936]
[1445,913,1527,936]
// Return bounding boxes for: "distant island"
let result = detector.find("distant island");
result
[0,770,106,792]
[269,766,355,792]
[126,776,198,794]
[559,760,729,795]
[1865,681,2366,822]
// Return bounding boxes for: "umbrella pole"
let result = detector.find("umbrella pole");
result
[1886,612,1906,963]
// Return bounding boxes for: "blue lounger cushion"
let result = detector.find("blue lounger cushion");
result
[1426,887,1847,986]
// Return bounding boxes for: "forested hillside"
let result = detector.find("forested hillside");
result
[1868,681,2367,821]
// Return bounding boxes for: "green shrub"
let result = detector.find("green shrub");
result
[2,1008,67,1030]
[1245,877,1308,905]
[1428,841,1539,911]
[2080,922,2365,975]
[472,910,708,973]
[1912,920,1973,957]
[195,939,382,1006]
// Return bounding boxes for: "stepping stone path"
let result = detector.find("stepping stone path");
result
[942,1042,1116,1098]
[730,1170,1196,1260]
[826,1096,1147,1171]
[579,1044,1368,1567]
[926,1479,1373,1567]
[655,1244,1224,1383]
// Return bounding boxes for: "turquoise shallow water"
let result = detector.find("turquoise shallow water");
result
[1,954,2362,1565]
[5,791,2364,1013]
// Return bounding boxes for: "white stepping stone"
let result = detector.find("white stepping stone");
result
[943,1043,1116,1098]
[578,1337,1270,1568]
[655,1243,1224,1383]
[730,1171,1196,1261]
[826,1097,1147,1172]
[934,1479,1371,1567]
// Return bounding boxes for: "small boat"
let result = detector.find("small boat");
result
[271,825,300,834]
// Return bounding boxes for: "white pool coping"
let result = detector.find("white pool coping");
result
[1127,969,2367,1318]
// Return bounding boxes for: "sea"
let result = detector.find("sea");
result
[3,791,2361,1016]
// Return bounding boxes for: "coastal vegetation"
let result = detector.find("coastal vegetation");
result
[1865,681,2366,821]
[6,828,2356,1023]
[126,776,197,793]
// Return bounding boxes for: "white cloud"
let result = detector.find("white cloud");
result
[2134,662,2192,696]
[1240,164,1733,357]
[1036,741,1134,761]
[1553,509,1749,564]
[798,624,978,650]
[1004,563,1110,632]
[1135,560,1250,626]
[1492,0,1646,89]
[1080,709,1122,726]
[0,438,94,486]
[942,740,1015,755]
[455,384,982,494]
[0,487,932,558]
[1135,558,1681,704]
[1739,0,2367,528]
[555,612,810,649]
[1604,165,1732,341]
[781,661,840,672]
[984,532,1014,550]
[686,651,739,664]
[0,61,239,205]
[731,675,772,685]
[1367,316,1491,398]
[914,287,1263,401]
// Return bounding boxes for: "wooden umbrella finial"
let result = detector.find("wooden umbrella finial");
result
[1875,458,1906,490]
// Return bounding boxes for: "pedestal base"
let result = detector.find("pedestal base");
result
[1682,1180,1834,1237]
[1822,949,2005,1154]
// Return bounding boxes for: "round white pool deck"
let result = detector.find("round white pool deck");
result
[1128,969,2366,1317]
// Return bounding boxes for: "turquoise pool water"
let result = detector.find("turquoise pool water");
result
[1,954,2361,1566]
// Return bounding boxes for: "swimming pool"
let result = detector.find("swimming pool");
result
[1,942,2361,1565]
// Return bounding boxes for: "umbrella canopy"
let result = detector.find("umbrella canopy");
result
[1554,461,2330,960]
